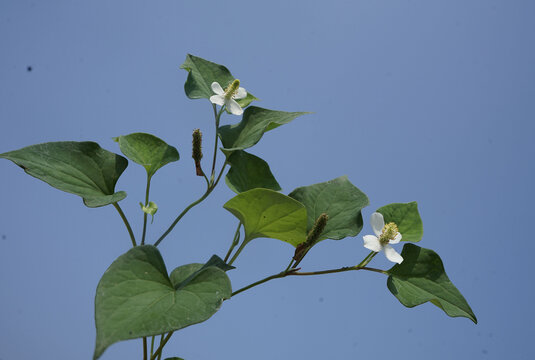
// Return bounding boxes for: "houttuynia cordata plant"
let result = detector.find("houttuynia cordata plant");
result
[0,54,477,360]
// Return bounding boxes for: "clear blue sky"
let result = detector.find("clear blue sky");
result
[1,1,534,359]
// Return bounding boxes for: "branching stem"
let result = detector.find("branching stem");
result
[153,104,227,247]
[154,161,227,247]
[224,222,242,263]
[231,265,387,297]
[228,239,248,266]
[150,332,173,360]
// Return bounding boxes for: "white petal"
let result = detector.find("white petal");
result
[389,232,402,244]
[383,244,403,264]
[211,82,224,95]
[234,87,247,99]
[363,235,382,252]
[370,212,385,237]
[226,99,243,115]
[210,94,225,106]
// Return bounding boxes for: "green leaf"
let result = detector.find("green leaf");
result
[377,202,423,242]
[180,54,257,104]
[223,188,307,246]
[94,246,232,359]
[289,176,369,241]
[225,150,281,193]
[235,92,257,109]
[218,106,308,151]
[387,243,477,323]
[0,141,128,207]
[115,133,179,178]
[202,254,235,272]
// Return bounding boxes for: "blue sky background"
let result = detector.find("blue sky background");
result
[1,1,534,359]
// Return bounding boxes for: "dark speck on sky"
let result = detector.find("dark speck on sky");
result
[26,66,32,72]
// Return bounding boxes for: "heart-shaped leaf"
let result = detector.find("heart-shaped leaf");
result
[180,54,257,107]
[223,188,307,246]
[225,150,281,193]
[115,133,179,178]
[218,106,308,151]
[0,141,128,207]
[377,202,423,242]
[289,176,369,241]
[94,246,232,359]
[387,243,477,323]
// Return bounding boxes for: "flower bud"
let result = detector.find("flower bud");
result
[140,201,158,224]
[192,129,204,176]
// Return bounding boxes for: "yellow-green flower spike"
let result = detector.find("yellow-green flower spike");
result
[380,222,399,244]
[224,79,241,99]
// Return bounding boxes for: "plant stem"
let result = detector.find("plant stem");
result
[202,172,210,188]
[210,105,224,184]
[293,266,387,276]
[223,222,241,263]
[153,102,228,248]
[150,336,155,357]
[212,160,228,189]
[285,259,295,272]
[154,192,209,247]
[157,334,164,360]
[357,251,377,267]
[228,239,248,266]
[143,337,148,360]
[153,161,228,247]
[150,332,174,360]
[141,174,152,245]
[231,266,387,297]
[113,203,137,247]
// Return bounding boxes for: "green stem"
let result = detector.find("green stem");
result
[210,105,224,184]
[357,251,377,267]
[157,334,164,360]
[293,266,387,276]
[150,332,173,360]
[223,222,242,263]
[212,160,228,189]
[231,266,387,297]
[113,203,137,247]
[154,105,228,248]
[285,259,295,272]
[150,336,155,357]
[154,192,209,247]
[154,162,228,247]
[228,239,248,266]
[143,337,148,360]
[141,174,152,245]
[202,172,210,188]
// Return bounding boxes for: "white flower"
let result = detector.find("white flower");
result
[362,212,403,264]
[209,79,247,115]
